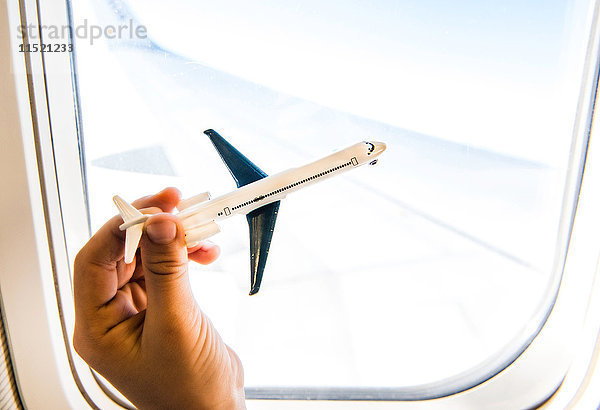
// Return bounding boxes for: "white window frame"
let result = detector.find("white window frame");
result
[2,0,600,408]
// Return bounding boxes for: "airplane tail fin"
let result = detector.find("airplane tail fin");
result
[204,129,268,187]
[113,195,148,264]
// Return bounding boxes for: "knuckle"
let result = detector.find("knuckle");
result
[73,334,106,369]
[73,250,85,272]
[145,255,188,275]
[73,330,94,362]
[73,323,109,366]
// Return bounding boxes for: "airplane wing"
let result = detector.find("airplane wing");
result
[247,201,280,295]
[204,129,267,187]
[204,129,280,295]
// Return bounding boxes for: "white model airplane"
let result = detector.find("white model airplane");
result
[114,129,386,294]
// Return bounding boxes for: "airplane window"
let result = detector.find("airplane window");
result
[68,0,594,401]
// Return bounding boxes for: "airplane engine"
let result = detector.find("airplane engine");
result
[178,192,211,211]
[185,221,221,246]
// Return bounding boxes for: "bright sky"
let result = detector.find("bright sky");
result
[125,0,593,165]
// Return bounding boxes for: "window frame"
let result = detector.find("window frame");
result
[2,0,600,407]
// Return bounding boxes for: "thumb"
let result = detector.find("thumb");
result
[140,213,196,321]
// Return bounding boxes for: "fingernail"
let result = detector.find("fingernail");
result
[146,220,177,244]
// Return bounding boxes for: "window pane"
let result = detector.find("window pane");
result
[70,0,592,394]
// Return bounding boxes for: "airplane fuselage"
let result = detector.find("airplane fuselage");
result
[177,141,386,245]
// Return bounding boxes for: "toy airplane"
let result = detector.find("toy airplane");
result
[113,129,386,295]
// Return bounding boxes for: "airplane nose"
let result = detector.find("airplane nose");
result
[371,141,387,156]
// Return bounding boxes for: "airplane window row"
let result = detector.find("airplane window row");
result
[232,161,354,210]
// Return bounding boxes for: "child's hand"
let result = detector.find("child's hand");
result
[73,187,245,409]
